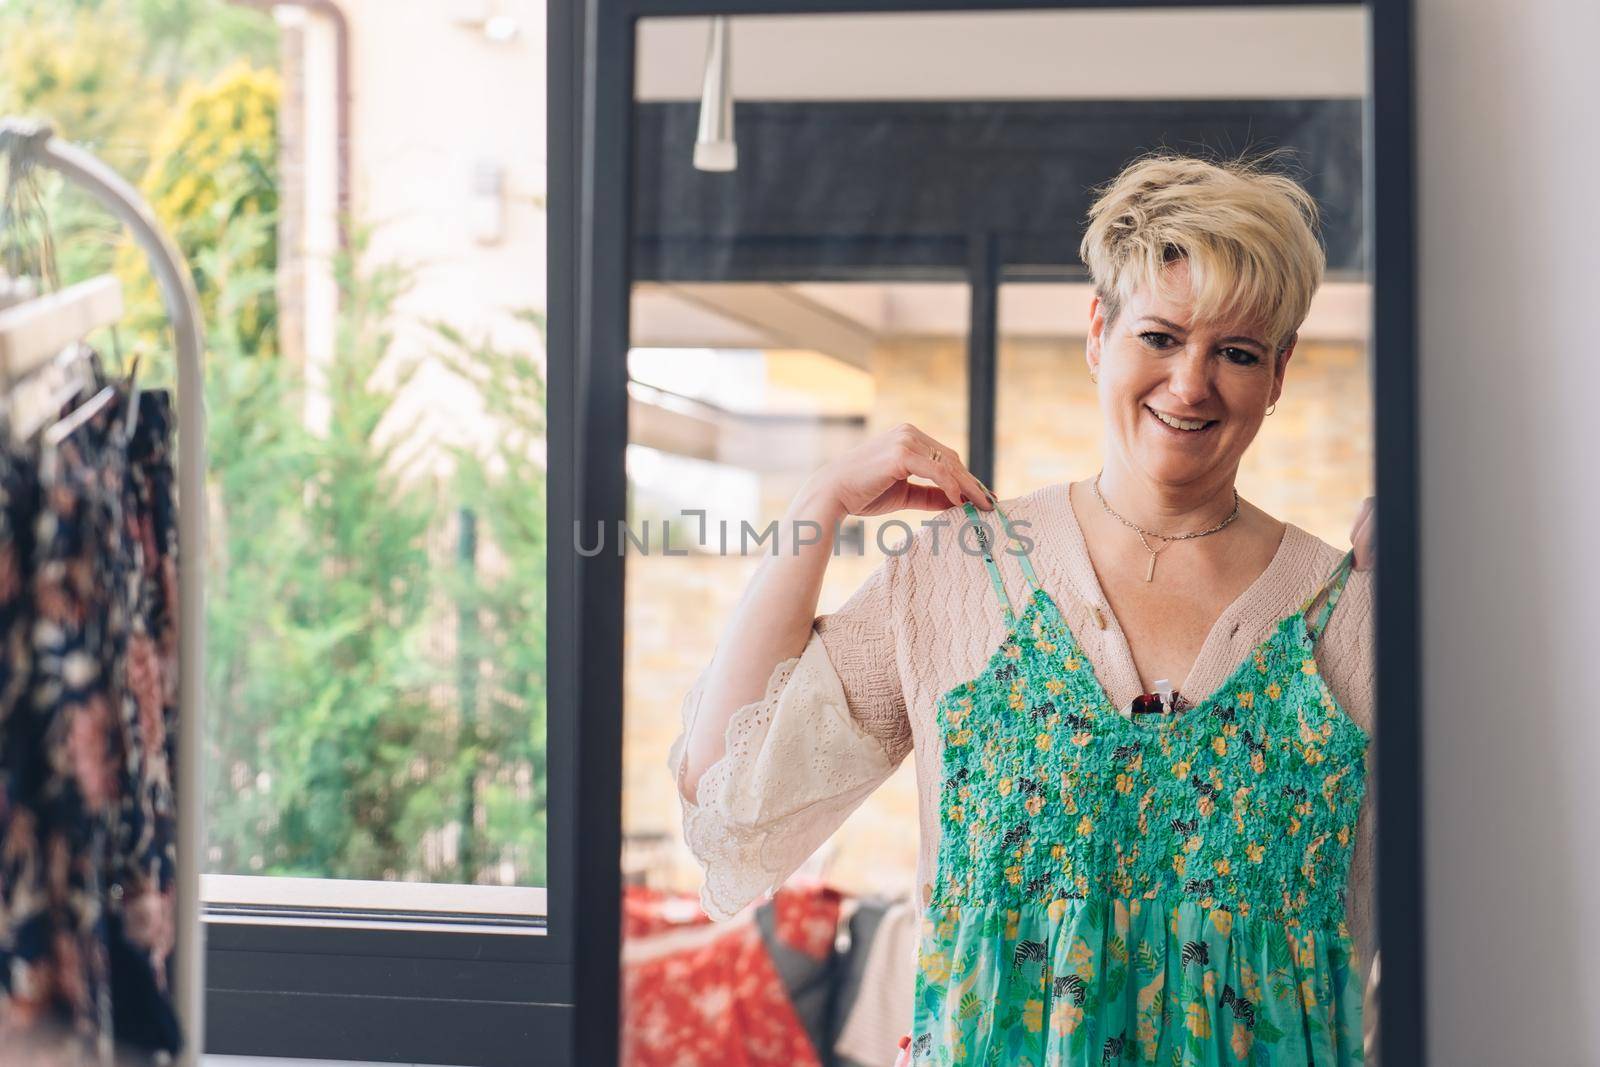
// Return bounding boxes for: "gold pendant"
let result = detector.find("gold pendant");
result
[1145,553,1157,582]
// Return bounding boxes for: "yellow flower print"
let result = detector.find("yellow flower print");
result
[1198,795,1215,818]
[1212,736,1228,758]
[1063,656,1080,672]
[1172,759,1192,780]
[1076,815,1094,837]
[1266,681,1283,700]
[1247,842,1265,863]
[1114,899,1131,935]
[1046,678,1066,695]
[1115,773,1136,794]
[1067,937,1095,972]
[1186,835,1203,854]
[948,805,965,824]
[1051,843,1067,861]
[1137,1016,1159,1060]
[1231,1022,1255,1059]
[1214,857,1232,877]
[1038,732,1057,751]
[1338,825,1351,847]
[1005,909,1020,938]
[1296,930,1318,969]
[1251,751,1266,774]
[1173,853,1187,878]
[1300,978,1318,1010]
[1004,643,1022,659]
[1240,962,1262,1004]
[1185,1001,1212,1038]
[998,777,1013,796]
[1022,997,1045,1033]
[1202,970,1217,997]
[1048,896,1070,922]
[1302,657,1319,676]
[1321,721,1334,738]
[1237,690,1256,709]
[1210,908,1234,937]
[1024,794,1045,816]
[1050,999,1083,1035]
[952,728,973,747]
[1006,864,1023,885]
[1299,712,1319,744]
[922,950,951,983]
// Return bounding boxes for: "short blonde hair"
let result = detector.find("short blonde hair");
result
[1079,152,1325,353]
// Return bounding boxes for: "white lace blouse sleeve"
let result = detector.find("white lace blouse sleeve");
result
[667,635,904,920]
[666,552,913,922]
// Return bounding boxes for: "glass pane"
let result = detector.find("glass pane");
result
[0,1,550,901]
[205,3,552,896]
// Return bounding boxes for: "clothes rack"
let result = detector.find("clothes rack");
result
[0,118,206,1067]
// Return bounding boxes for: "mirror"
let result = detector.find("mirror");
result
[603,5,1392,1064]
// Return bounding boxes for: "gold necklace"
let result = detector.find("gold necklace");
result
[1090,471,1241,582]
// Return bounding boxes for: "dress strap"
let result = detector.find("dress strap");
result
[1299,546,1358,646]
[960,489,1043,624]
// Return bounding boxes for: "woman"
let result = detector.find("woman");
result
[668,154,1378,1065]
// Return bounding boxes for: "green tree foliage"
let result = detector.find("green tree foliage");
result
[118,62,280,358]
[430,315,551,885]
[198,216,550,886]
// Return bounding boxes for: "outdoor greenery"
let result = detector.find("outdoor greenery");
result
[1,0,549,886]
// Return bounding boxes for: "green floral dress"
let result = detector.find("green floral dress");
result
[911,501,1367,1066]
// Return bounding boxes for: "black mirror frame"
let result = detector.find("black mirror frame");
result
[571,3,1423,1066]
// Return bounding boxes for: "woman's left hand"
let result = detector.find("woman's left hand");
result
[1350,495,1376,571]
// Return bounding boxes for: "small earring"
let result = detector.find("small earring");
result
[1265,402,1277,416]
[1089,368,1099,385]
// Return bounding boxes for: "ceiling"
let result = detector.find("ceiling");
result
[631,280,1371,362]
[635,7,1367,102]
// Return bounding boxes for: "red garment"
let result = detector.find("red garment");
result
[621,883,839,1067]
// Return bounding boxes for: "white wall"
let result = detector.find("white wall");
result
[1418,0,1600,1062]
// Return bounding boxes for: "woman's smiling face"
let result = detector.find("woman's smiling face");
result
[1087,258,1294,490]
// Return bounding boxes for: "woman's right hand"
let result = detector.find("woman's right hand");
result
[803,422,994,519]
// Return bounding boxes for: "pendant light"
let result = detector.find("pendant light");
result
[693,17,737,172]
